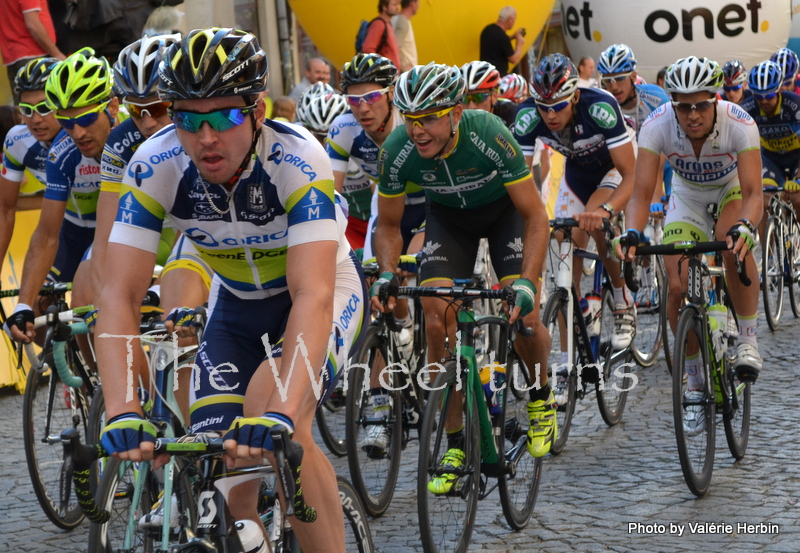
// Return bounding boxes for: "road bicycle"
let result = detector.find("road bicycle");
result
[761,185,800,330]
[408,283,541,553]
[623,236,752,496]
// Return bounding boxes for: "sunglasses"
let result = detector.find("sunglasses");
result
[170,105,256,133]
[535,95,574,113]
[600,72,633,85]
[343,86,390,107]
[402,106,454,128]
[55,101,110,129]
[18,101,53,118]
[753,92,778,101]
[464,92,491,105]
[670,98,716,114]
[723,84,743,92]
[125,100,171,119]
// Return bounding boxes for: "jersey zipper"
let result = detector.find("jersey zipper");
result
[228,188,263,291]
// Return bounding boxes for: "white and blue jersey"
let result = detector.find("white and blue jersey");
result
[740,90,800,179]
[46,129,101,227]
[623,84,670,134]
[2,124,48,195]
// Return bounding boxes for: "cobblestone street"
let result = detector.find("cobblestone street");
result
[3,312,799,552]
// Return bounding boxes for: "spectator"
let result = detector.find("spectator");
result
[479,6,526,77]
[392,0,419,72]
[271,96,297,122]
[656,66,668,89]
[0,0,65,86]
[362,0,401,70]
[0,105,21,140]
[577,56,597,88]
[288,57,332,101]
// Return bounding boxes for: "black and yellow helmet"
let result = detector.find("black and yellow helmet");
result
[340,53,397,93]
[14,57,60,96]
[158,28,268,100]
[44,48,114,110]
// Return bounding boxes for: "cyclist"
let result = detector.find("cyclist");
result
[6,48,119,342]
[92,28,365,552]
[720,59,751,105]
[513,53,637,352]
[0,57,61,272]
[770,48,799,92]
[372,62,553,485]
[296,82,373,248]
[460,60,516,127]
[499,72,529,104]
[597,43,670,134]
[618,57,762,429]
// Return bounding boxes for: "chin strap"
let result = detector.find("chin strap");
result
[226,105,261,188]
[433,113,459,161]
[376,108,393,133]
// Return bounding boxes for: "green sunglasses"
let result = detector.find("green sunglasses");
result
[170,105,256,133]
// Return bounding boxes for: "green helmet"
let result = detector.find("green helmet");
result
[393,62,464,113]
[45,48,114,110]
[14,57,60,96]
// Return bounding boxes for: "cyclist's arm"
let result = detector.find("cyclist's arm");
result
[372,193,405,311]
[17,198,67,307]
[506,176,549,284]
[90,190,119,304]
[333,170,345,194]
[22,9,65,59]
[604,141,636,214]
[620,147,661,260]
[0,174,20,273]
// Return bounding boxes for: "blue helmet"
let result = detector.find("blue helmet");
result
[770,48,799,86]
[114,34,180,98]
[748,61,783,94]
[597,44,636,75]
[530,53,579,101]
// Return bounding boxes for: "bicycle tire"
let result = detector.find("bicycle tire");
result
[87,385,109,496]
[23,363,88,529]
[542,291,576,455]
[657,255,674,375]
[632,250,665,367]
[345,325,402,517]
[672,305,715,497]
[762,217,784,331]
[417,362,480,553]
[508,346,532,401]
[498,350,543,530]
[596,286,633,426]
[337,476,376,552]
[787,215,800,317]
[315,377,348,457]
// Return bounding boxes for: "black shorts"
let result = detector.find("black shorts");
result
[48,219,95,283]
[419,194,524,284]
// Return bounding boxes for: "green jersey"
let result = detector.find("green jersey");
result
[377,110,531,209]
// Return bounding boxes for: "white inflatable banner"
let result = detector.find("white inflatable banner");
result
[789,1,800,56]
[561,0,792,83]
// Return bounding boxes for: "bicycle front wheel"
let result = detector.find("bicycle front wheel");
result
[542,291,576,455]
[672,306,716,497]
[498,350,543,530]
[417,362,480,553]
[762,217,784,330]
[315,376,348,457]
[337,476,376,553]
[23,365,88,529]
[345,325,402,517]
[787,214,800,317]
[596,287,633,426]
[632,250,666,367]
[723,365,751,460]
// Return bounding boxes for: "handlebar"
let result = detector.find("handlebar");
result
[0,282,72,299]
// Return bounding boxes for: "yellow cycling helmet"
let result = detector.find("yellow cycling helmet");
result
[45,47,114,110]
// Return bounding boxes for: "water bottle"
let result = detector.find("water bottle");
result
[585,292,602,337]
[398,327,414,365]
[479,363,506,416]
[708,304,727,362]
[236,519,268,553]
[580,297,591,327]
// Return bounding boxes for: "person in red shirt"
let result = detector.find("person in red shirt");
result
[0,0,65,86]
[362,0,401,70]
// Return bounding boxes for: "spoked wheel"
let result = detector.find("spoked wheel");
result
[658,256,674,375]
[787,215,800,317]
[632,251,666,367]
[596,287,632,425]
[541,292,576,455]
[672,306,715,497]
[23,365,89,530]
[498,351,543,530]
[316,375,348,457]
[762,217,784,331]
[337,476,376,553]
[417,362,480,553]
[345,325,402,517]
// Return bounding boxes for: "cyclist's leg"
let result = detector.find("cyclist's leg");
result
[554,174,591,293]
[760,155,784,238]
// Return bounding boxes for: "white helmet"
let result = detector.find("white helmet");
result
[114,33,181,98]
[664,56,723,95]
[296,82,347,134]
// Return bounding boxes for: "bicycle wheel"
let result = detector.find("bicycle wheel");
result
[337,476,376,553]
[508,345,532,401]
[762,217,784,331]
[498,350,543,530]
[315,375,348,457]
[672,306,716,497]
[87,385,109,496]
[418,362,480,553]
[632,250,665,367]
[23,364,89,529]
[658,255,674,375]
[345,325,402,517]
[542,291,576,455]
[787,214,800,317]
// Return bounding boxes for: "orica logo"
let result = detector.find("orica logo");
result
[268,142,318,182]
[184,227,219,247]
[127,161,154,187]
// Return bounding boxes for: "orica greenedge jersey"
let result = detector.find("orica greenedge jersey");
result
[2,123,48,189]
[377,109,531,209]
[45,129,101,227]
[100,118,144,194]
[739,90,800,172]
[109,120,347,299]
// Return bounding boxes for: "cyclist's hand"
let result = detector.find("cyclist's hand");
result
[165,306,197,338]
[510,278,537,322]
[573,209,607,232]
[613,228,641,261]
[100,412,157,461]
[4,303,34,343]
[786,180,800,193]
[369,271,399,313]
[649,202,665,219]
[726,219,756,262]
[223,414,294,465]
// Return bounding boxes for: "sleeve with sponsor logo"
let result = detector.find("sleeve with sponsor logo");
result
[512,102,543,157]
[326,113,356,173]
[273,137,339,248]
[2,128,28,182]
[485,115,531,185]
[726,104,761,154]
[44,141,78,202]
[377,134,413,198]
[100,144,126,194]
[588,99,631,150]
